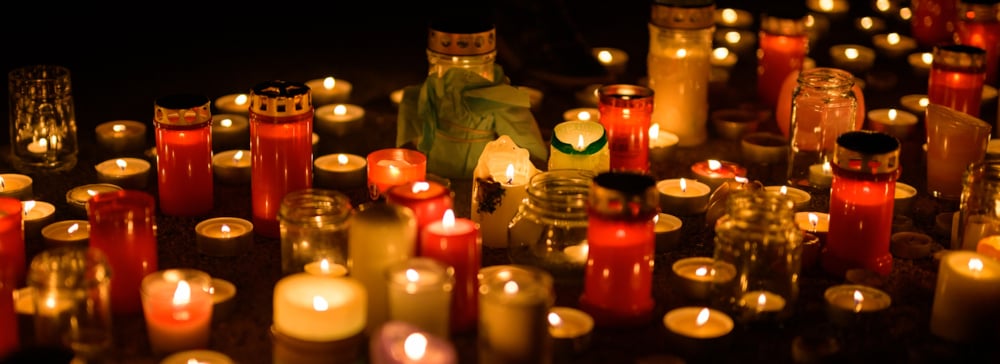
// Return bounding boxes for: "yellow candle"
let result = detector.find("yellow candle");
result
[273,273,367,342]
[305,76,353,106]
[94,158,151,189]
[348,203,417,333]
[548,120,609,173]
[930,251,1000,342]
[657,178,711,216]
[41,220,90,246]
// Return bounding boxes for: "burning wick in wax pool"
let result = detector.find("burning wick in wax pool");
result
[232,151,244,164]
[708,160,722,171]
[405,333,428,360]
[412,182,429,194]
[505,164,515,185]
[576,134,585,152]
[23,201,35,216]
[809,213,819,232]
[313,296,328,312]
[853,290,864,312]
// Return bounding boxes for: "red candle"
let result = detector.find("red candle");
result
[580,173,656,327]
[249,81,314,238]
[88,190,158,314]
[956,1,1000,85]
[0,278,15,357]
[153,94,214,216]
[0,197,23,289]
[757,10,809,108]
[822,132,899,277]
[911,0,958,48]
[690,160,747,190]
[140,269,213,354]
[387,180,453,254]
[420,209,481,334]
[367,148,427,200]
[598,84,653,173]
[928,45,987,118]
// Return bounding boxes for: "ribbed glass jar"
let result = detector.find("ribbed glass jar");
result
[278,188,353,276]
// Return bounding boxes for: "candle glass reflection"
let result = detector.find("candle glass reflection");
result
[787,68,860,188]
[153,94,214,216]
[278,189,353,275]
[925,104,992,201]
[956,161,1000,251]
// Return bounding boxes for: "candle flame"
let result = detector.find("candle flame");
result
[876,0,890,12]
[45,295,56,310]
[888,109,899,120]
[87,189,98,197]
[809,213,819,231]
[887,32,900,45]
[819,0,834,11]
[334,104,347,115]
[708,160,722,170]
[337,154,348,165]
[323,77,336,90]
[853,290,864,312]
[116,159,128,171]
[67,223,79,234]
[403,333,428,360]
[576,134,586,151]
[695,266,708,277]
[112,124,127,132]
[735,176,748,184]
[921,52,933,65]
[649,123,660,141]
[320,259,331,273]
[597,50,613,64]
[721,8,738,24]
[23,200,35,215]
[724,31,741,44]
[234,94,248,105]
[680,178,688,193]
[577,111,592,121]
[172,280,191,306]
[233,150,244,162]
[969,258,985,272]
[37,138,49,151]
[653,214,659,224]
[548,312,562,327]
[505,163,515,185]
[859,17,873,30]
[779,186,788,195]
[411,181,430,194]
[757,293,767,307]
[822,161,832,174]
[389,164,400,178]
[712,47,730,61]
[696,308,710,326]
[405,268,420,283]
[312,296,329,311]
[442,209,456,229]
[221,224,231,237]
[503,280,519,295]
[918,97,929,107]
[0,176,5,190]
[844,48,859,60]
[220,118,233,128]
[676,48,687,58]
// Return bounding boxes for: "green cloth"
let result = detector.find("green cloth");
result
[396,65,548,179]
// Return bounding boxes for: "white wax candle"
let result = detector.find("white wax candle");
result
[314,153,367,189]
[160,350,235,364]
[94,158,151,189]
[548,307,593,339]
[209,278,237,321]
[478,266,552,363]
[899,94,929,114]
[663,307,734,339]
[592,47,628,74]
[562,243,589,264]
[304,258,349,277]
[648,124,680,149]
[273,274,367,342]
[348,204,417,333]
[386,258,454,338]
[738,290,787,313]
[95,120,147,153]
[211,114,249,151]
[657,178,711,216]
[829,44,876,73]
[306,77,353,106]
[65,183,123,216]
[314,104,365,137]
[473,162,532,249]
[907,52,933,74]
[895,182,917,215]
[808,162,834,189]
[794,212,830,235]
[931,251,1000,342]
[548,120,610,172]
[671,257,737,301]
[824,284,891,328]
[212,150,251,185]
[562,108,600,122]
[872,32,916,58]
[213,93,250,116]
[868,108,918,138]
[194,217,254,257]
[41,220,90,246]
[0,173,33,200]
[21,200,55,239]
[766,186,812,211]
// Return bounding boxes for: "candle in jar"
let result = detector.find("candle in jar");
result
[671,257,737,301]
[0,174,33,200]
[211,114,249,152]
[420,209,481,334]
[562,108,600,122]
[690,160,746,190]
[213,93,250,116]
[160,350,235,364]
[385,258,454,338]
[829,44,876,74]
[154,94,214,217]
[756,14,806,108]
[598,85,654,172]
[386,181,453,252]
[209,278,237,322]
[95,120,147,154]
[766,186,811,211]
[592,47,628,75]
[21,200,55,241]
[908,52,934,75]
[95,158,151,189]
[305,76,352,107]
[478,265,553,363]
[872,32,917,59]
[314,153,367,190]
[194,217,254,257]
[548,306,594,357]
[65,183,123,217]
[212,150,251,185]
[366,148,428,200]
[714,8,753,28]
[273,273,367,342]
[140,269,213,354]
[824,284,891,328]
[548,120,610,172]
[663,307,733,339]
[929,45,987,118]
[807,162,834,189]
[370,321,457,364]
[304,258,349,277]
[657,178,711,216]
[314,103,365,137]
[41,220,89,246]
[931,251,1000,342]
[472,161,532,249]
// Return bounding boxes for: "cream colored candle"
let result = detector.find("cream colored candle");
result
[209,278,237,322]
[648,38,711,147]
[930,251,1000,342]
[738,290,787,313]
[21,200,55,240]
[212,150,251,185]
[657,178,711,216]
[868,108,918,140]
[65,183,123,216]
[160,350,235,364]
[592,47,628,75]
[211,114,249,152]
[478,265,553,363]
[671,257,737,301]
[472,151,535,249]
[194,217,254,257]
[663,307,733,339]
[273,273,367,342]
[548,306,594,357]
[908,52,933,75]
[386,258,454,338]
[41,220,90,246]
[306,77,352,106]
[95,158,151,189]
[547,120,609,172]
[95,120,147,154]
[314,153,367,190]
[562,108,600,122]
[348,203,417,333]
[0,173,33,200]
[808,162,834,189]
[766,186,811,211]
[213,93,250,116]
[824,284,891,328]
[314,103,365,137]
[900,94,929,115]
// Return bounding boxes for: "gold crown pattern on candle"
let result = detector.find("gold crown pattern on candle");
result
[249,81,312,117]
[153,94,212,127]
[427,26,495,56]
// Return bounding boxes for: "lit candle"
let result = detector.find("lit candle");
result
[386,181,453,255]
[305,76,353,107]
[766,185,811,211]
[648,124,679,161]
[807,162,834,189]
[0,198,24,289]
[314,103,365,137]
[472,136,537,249]
[654,212,683,249]
[795,212,830,245]
[894,182,917,216]
[671,257,737,301]
[209,278,237,322]
[899,94,930,114]
[0,173,33,200]
[548,120,610,172]
[160,350,235,364]
[313,153,366,190]
[710,47,738,69]
[41,220,89,247]
[929,45,988,118]
[478,265,553,363]
[872,32,917,59]
[756,10,805,108]
[140,269,213,354]
[548,307,594,358]
[390,88,405,108]
[824,284,891,328]
[348,203,417,333]
[690,160,746,190]
[385,258,454,338]
[95,120,147,154]
[304,258,349,277]
[717,29,757,54]
[931,251,1000,342]
[212,150,251,185]
[907,52,934,75]
[829,44,876,74]
[213,93,250,116]
[88,190,158,314]
[211,114,249,152]
[370,321,457,364]
[592,47,628,75]
[738,290,787,317]
[154,94,214,217]
[663,307,733,339]
[273,273,367,342]
[194,217,254,257]
[562,107,600,122]
[420,209,481,334]
[562,242,589,265]
[714,8,753,28]
[867,108,918,141]
[95,157,151,189]
[366,148,428,200]
[657,178,711,216]
[854,16,886,34]
[65,183,123,216]
[20,200,55,241]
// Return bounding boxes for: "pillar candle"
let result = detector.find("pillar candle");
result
[366,149,427,201]
[140,269,213,354]
[249,81,314,238]
[547,120,610,172]
[0,173,33,200]
[0,198,24,288]
[386,180,453,255]
[548,306,594,358]
[273,273,367,342]
[41,220,89,247]
[472,161,531,249]
[420,209,481,334]
[478,265,553,364]
[385,257,454,338]
[598,84,653,173]
[95,120,147,154]
[930,251,1000,343]
[370,321,457,364]
[211,114,250,152]
[348,203,417,334]
[956,0,1000,85]
[153,94,214,216]
[88,190,158,314]
[95,157,151,189]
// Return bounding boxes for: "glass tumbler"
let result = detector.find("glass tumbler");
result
[8,64,79,173]
[278,188,354,276]
[956,160,1000,251]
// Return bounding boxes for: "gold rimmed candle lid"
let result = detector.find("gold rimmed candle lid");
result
[427,16,496,56]
[154,94,211,127]
[250,80,312,118]
[833,131,899,175]
[651,0,715,29]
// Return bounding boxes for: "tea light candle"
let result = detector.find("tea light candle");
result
[872,32,917,59]
[900,94,929,114]
[908,52,934,75]
[195,217,253,257]
[663,307,733,339]
[930,251,1000,342]
[829,44,876,74]
[894,182,917,216]
[210,278,237,322]
[714,8,753,28]
[715,29,756,54]
[0,174,33,200]
[95,120,147,154]
[304,258,349,277]
[795,212,830,244]
[574,84,601,107]
[366,148,427,200]
[273,273,367,342]
[140,270,214,354]
[690,160,746,191]
[21,200,55,240]
[95,158,151,189]
[385,258,454,338]
[41,220,89,246]
[807,0,849,15]
[212,150,251,185]
[671,257,738,301]
[562,108,600,122]
[868,108,918,141]
[161,350,235,364]
[305,76,353,106]
[654,213,683,249]
[648,124,679,160]
[855,16,886,34]
[548,307,594,357]
[657,178,711,216]
[766,186,811,211]
[592,47,628,75]
[213,93,250,116]
[211,114,249,152]
[710,47,738,68]
[65,183,123,216]
[824,284,891,328]
[890,231,933,259]
[738,290,787,313]
[314,153,367,190]
[315,104,365,137]
[808,162,834,189]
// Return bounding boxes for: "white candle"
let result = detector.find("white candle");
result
[714,8,754,28]
[548,306,594,356]
[829,44,876,74]
[872,32,916,59]
[0,173,33,200]
[663,307,733,339]
[671,257,737,301]
[657,178,711,216]
[314,103,365,137]
[65,183,123,216]
[473,161,533,249]
[931,251,1000,342]
[824,284,891,328]
[141,270,214,354]
[211,114,249,152]
[592,47,628,75]
[562,243,589,264]
[194,217,254,257]
[895,182,917,216]
[854,16,886,34]
[348,203,417,333]
[95,120,147,154]
[386,258,454,338]
[899,94,929,115]
[41,220,90,246]
[648,124,680,149]
[212,150,251,185]
[306,76,353,106]
[273,273,367,342]
[21,200,55,240]
[304,258,349,277]
[209,278,237,322]
[562,108,600,122]
[654,213,683,249]
[213,93,250,116]
[94,158,150,189]
[314,153,367,190]
[795,212,830,242]
[478,266,553,363]
[160,350,235,364]
[868,108,918,140]
[738,290,787,313]
[548,120,610,173]
[808,162,834,189]
[765,185,811,211]
[907,52,933,75]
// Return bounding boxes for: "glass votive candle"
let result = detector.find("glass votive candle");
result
[94,158,151,190]
[41,220,90,247]
[94,120,147,155]
[314,153,367,190]
[366,148,427,200]
[314,104,365,138]
[212,150,251,185]
[0,173,33,200]
[65,183,123,217]
[140,268,214,355]
[195,217,254,257]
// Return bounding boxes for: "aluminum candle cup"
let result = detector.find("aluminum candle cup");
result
[210,278,237,322]
[711,109,762,140]
[95,120,147,155]
[0,173,33,200]
[671,257,737,302]
[657,178,711,216]
[314,104,364,137]
[195,217,254,257]
[212,150,251,185]
[314,153,367,190]
[94,158,151,189]
[41,220,90,247]
[65,183,123,217]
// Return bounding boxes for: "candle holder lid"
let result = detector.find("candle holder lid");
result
[589,172,658,219]
[651,0,715,29]
[250,80,312,118]
[154,94,211,127]
[932,44,987,72]
[833,131,899,175]
[428,14,496,56]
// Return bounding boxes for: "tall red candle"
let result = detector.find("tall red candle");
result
[420,209,481,334]
[956,0,1000,85]
[0,197,23,289]
[823,132,899,277]
[249,81,313,238]
[912,0,958,48]
[928,45,988,118]
[88,190,158,314]
[387,180,453,255]
[0,276,15,357]
[580,172,657,327]
[756,5,808,109]
[153,94,214,216]
[598,84,653,173]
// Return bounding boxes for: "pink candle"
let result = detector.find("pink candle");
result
[153,94,214,216]
[370,321,457,364]
[387,180,453,255]
[141,269,213,354]
[420,209,481,334]
[88,190,158,314]
[367,149,427,200]
[0,198,24,289]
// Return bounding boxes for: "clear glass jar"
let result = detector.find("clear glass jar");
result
[278,188,353,276]
[787,68,858,188]
[712,189,802,325]
[956,160,1000,251]
[477,265,554,364]
[427,21,496,82]
[8,64,79,173]
[508,169,595,283]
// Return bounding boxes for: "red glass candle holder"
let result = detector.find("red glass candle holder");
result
[580,172,658,327]
[0,197,24,290]
[929,45,987,118]
[598,85,654,173]
[249,80,314,238]
[756,7,809,109]
[88,190,158,314]
[366,148,427,200]
[956,0,1000,85]
[912,0,958,48]
[822,131,899,277]
[386,180,453,255]
[153,94,214,216]
[420,209,481,334]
